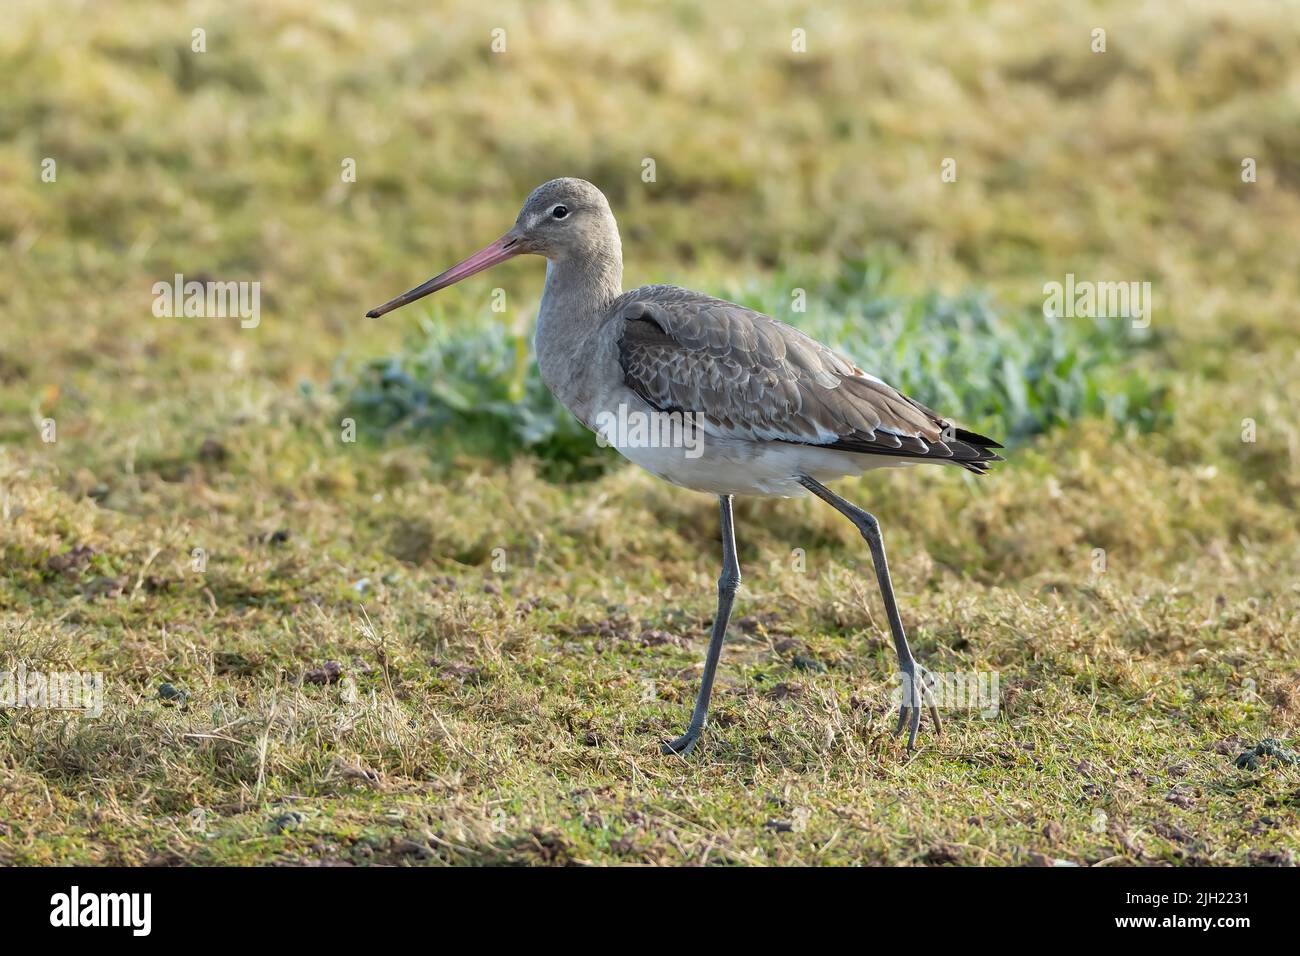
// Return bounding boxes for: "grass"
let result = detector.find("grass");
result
[2,0,1299,865]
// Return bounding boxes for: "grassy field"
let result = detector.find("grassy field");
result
[2,0,1299,865]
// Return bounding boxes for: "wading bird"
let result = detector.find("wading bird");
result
[367,179,1002,755]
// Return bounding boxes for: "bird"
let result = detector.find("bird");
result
[367,178,1003,756]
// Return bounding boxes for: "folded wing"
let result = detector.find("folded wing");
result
[614,285,1003,474]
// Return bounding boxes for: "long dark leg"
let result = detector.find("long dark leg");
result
[798,476,941,749]
[662,494,741,756]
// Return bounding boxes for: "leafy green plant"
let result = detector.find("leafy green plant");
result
[337,261,1169,477]
[338,315,611,480]
[772,260,1171,443]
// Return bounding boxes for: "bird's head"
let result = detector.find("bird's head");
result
[365,178,619,318]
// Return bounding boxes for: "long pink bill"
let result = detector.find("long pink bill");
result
[365,233,521,318]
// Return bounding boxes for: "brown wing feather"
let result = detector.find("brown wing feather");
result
[613,285,1003,473]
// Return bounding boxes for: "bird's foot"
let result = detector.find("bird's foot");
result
[894,660,942,750]
[662,727,702,757]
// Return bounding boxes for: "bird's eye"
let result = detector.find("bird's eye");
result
[551,205,569,220]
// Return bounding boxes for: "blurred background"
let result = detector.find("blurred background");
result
[5,0,1299,489]
[2,0,1299,864]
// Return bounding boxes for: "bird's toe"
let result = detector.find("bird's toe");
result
[662,732,701,757]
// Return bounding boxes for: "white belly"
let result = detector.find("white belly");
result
[582,384,914,497]
[610,432,912,497]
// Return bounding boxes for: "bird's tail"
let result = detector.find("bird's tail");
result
[948,428,1004,475]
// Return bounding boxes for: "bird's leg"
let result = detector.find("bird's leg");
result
[798,476,941,749]
[663,494,741,757]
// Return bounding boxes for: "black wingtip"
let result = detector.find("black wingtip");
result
[953,427,1004,449]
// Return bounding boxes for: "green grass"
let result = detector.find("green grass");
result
[2,0,1299,865]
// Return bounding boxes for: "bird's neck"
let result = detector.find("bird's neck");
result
[538,249,623,327]
[534,249,623,423]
